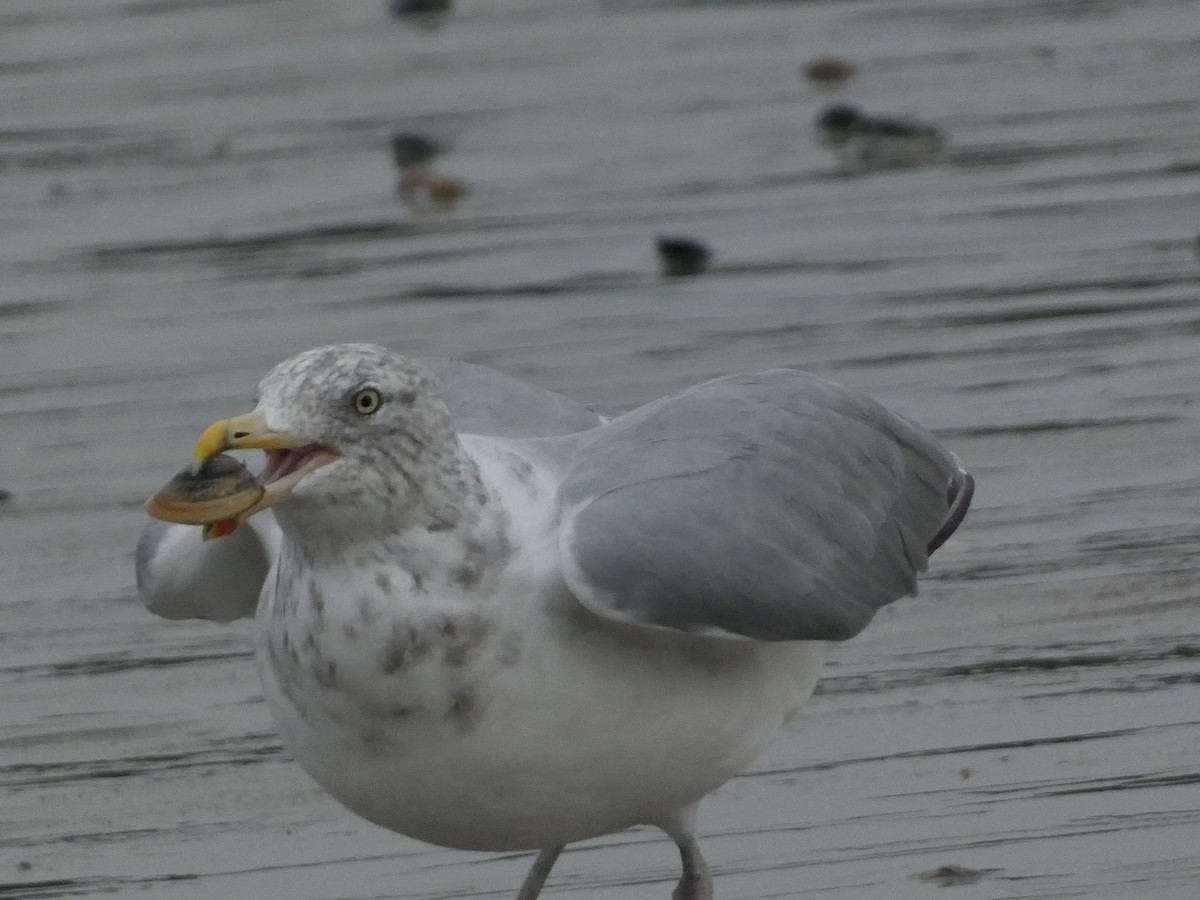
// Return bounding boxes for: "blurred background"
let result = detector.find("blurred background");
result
[2,0,1199,897]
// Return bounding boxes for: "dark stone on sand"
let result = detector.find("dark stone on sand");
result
[390,132,443,170]
[913,864,997,886]
[802,56,856,86]
[389,0,451,20]
[656,236,712,278]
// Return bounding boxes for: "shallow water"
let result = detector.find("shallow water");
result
[2,0,1200,897]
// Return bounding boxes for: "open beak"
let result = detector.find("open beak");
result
[188,410,341,535]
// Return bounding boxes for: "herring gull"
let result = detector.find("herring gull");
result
[136,343,973,899]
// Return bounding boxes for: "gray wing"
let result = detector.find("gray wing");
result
[416,357,601,437]
[555,370,972,642]
[136,514,279,622]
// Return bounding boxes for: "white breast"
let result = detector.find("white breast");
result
[254,542,826,852]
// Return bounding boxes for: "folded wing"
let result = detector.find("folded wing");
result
[555,371,972,642]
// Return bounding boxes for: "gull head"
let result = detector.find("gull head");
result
[189,343,464,541]
[815,102,864,147]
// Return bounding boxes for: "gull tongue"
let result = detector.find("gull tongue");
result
[262,448,303,483]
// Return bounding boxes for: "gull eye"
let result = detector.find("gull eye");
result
[351,387,383,416]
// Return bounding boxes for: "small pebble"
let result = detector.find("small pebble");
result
[656,236,713,278]
[390,132,443,170]
[389,0,451,29]
[913,864,994,887]
[802,56,856,87]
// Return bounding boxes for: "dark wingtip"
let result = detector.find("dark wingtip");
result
[927,469,974,555]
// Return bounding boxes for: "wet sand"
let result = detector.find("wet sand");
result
[2,0,1199,897]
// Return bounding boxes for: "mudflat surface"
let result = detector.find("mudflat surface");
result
[2,0,1199,897]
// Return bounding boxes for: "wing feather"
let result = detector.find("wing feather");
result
[555,371,971,641]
